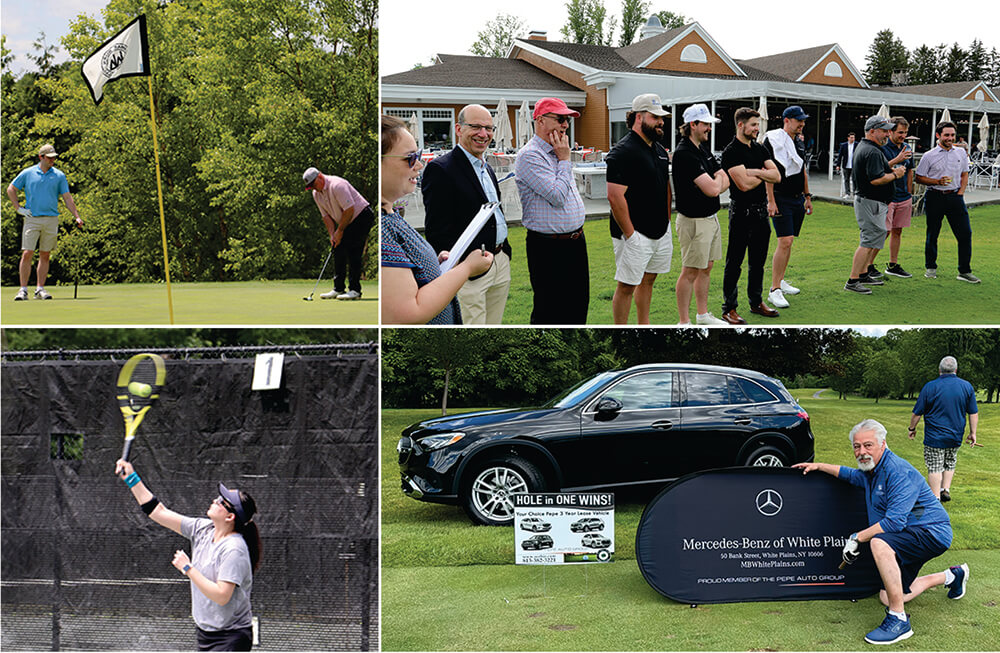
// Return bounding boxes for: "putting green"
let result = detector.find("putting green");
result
[1,280,378,325]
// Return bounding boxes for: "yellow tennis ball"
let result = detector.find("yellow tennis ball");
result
[128,381,153,398]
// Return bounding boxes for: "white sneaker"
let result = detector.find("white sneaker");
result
[695,312,727,325]
[925,268,937,279]
[336,290,362,300]
[14,288,28,301]
[767,287,789,308]
[319,289,341,299]
[780,279,800,295]
[34,288,52,300]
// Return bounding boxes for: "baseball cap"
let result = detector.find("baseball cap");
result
[218,482,248,524]
[39,144,58,158]
[782,105,809,121]
[865,115,894,131]
[681,103,720,124]
[632,93,670,117]
[532,97,581,119]
[303,167,320,188]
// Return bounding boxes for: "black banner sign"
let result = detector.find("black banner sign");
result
[636,467,882,603]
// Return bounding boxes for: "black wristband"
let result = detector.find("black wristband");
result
[140,496,160,515]
[908,427,916,432]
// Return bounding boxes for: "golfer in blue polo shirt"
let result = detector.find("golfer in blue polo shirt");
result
[794,419,968,645]
[908,356,978,502]
[6,143,84,301]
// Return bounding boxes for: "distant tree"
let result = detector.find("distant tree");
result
[618,0,650,47]
[654,9,688,29]
[988,47,1000,86]
[944,43,967,82]
[470,13,527,58]
[908,45,939,85]
[28,31,59,76]
[561,0,617,46]
[863,29,908,86]
[965,39,989,81]
[862,350,903,403]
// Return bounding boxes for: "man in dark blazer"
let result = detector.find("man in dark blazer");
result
[836,132,858,197]
[422,104,512,324]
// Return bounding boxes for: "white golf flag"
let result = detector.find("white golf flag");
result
[81,15,150,105]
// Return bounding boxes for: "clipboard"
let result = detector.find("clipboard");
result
[439,202,500,273]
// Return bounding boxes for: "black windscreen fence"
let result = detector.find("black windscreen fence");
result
[1,346,378,650]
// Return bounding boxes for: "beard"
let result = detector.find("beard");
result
[641,121,664,142]
[857,455,875,471]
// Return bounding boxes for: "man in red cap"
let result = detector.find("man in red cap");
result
[514,97,589,324]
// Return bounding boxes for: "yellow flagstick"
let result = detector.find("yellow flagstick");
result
[147,75,174,324]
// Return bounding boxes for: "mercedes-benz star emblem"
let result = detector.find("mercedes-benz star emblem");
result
[755,489,783,516]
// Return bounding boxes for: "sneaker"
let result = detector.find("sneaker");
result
[956,272,981,284]
[940,488,951,502]
[319,289,343,299]
[925,268,937,278]
[845,280,873,294]
[864,610,913,645]
[336,290,362,300]
[946,563,969,599]
[34,288,52,300]
[866,265,884,280]
[14,288,28,301]
[695,312,727,325]
[885,263,912,278]
[859,273,885,286]
[779,279,800,295]
[767,287,789,308]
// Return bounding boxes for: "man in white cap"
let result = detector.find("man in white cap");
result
[303,167,374,299]
[7,144,84,301]
[606,94,672,324]
[671,103,728,325]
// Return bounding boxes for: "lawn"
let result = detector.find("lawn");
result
[0,279,378,324]
[381,397,1000,651]
[501,202,1000,325]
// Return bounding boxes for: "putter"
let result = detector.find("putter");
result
[303,248,334,301]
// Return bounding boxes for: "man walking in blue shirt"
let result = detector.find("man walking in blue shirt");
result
[909,356,979,502]
[7,144,84,300]
[794,419,968,645]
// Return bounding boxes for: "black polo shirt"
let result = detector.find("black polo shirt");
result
[605,130,671,239]
[721,137,772,205]
[763,133,806,197]
[853,138,894,204]
[671,137,721,218]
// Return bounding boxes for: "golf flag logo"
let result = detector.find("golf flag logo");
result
[81,15,150,105]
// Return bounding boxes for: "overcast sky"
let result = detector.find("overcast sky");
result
[2,0,108,75]
[380,0,1000,76]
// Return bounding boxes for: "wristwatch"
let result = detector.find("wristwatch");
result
[803,193,812,198]
[182,564,192,575]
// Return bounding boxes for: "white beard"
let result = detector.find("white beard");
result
[857,456,875,472]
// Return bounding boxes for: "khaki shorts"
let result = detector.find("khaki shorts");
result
[675,212,722,269]
[612,230,673,286]
[22,215,60,252]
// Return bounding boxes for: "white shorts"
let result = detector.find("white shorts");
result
[612,230,673,286]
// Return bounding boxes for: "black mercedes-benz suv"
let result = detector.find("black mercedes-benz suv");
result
[396,363,814,525]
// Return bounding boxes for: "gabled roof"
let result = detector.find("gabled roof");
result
[740,44,838,81]
[891,81,999,102]
[381,54,579,92]
[616,25,689,67]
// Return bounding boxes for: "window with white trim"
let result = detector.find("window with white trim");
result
[974,90,985,101]
[824,61,843,78]
[680,44,708,64]
[383,108,455,150]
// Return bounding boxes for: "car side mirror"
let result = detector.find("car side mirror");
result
[594,397,623,420]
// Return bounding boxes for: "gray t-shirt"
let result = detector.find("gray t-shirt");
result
[181,517,253,631]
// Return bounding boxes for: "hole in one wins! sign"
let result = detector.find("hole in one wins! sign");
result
[514,493,614,565]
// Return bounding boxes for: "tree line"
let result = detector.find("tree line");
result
[864,29,999,87]
[382,328,1000,412]
[2,0,377,286]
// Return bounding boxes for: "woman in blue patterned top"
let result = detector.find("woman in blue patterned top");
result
[380,115,493,324]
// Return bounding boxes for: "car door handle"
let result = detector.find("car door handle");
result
[733,417,752,425]
[651,420,673,430]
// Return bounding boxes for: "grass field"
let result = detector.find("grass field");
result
[501,202,1000,325]
[0,279,378,325]
[381,396,1000,651]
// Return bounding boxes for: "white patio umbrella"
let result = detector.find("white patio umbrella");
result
[977,113,989,153]
[757,96,768,144]
[492,99,513,152]
[516,99,532,148]
[877,104,890,119]
[940,107,952,124]
[406,112,420,145]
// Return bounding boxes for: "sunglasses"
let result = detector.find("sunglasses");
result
[382,149,423,168]
[214,496,236,513]
[543,113,571,124]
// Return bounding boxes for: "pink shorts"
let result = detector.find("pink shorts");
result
[886,198,912,230]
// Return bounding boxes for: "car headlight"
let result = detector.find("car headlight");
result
[419,432,466,451]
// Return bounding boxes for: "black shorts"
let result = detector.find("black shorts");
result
[196,625,253,651]
[873,526,949,594]
[772,194,805,238]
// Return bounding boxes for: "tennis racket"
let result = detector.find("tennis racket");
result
[116,353,167,462]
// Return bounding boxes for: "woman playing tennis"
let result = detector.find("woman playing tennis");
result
[116,459,261,651]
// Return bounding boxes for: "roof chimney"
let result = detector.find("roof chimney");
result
[528,30,547,41]
[639,15,665,41]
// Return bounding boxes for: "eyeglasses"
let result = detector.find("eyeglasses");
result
[543,113,570,124]
[461,123,495,133]
[215,496,236,513]
[382,149,423,168]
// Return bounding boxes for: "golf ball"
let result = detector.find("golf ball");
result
[128,381,153,398]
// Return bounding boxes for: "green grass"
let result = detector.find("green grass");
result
[381,398,1000,651]
[501,202,1000,324]
[0,279,378,324]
